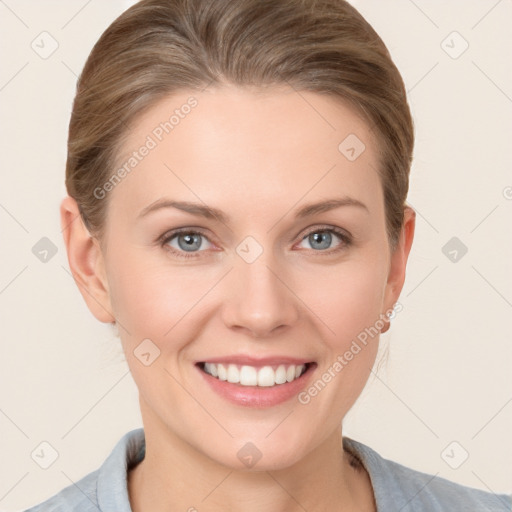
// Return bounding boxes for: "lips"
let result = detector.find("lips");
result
[196,359,317,408]
[193,353,317,406]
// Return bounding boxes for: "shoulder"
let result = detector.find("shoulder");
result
[24,428,145,512]
[343,437,512,511]
[382,457,511,511]
[23,470,99,512]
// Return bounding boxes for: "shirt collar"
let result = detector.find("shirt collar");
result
[97,428,145,511]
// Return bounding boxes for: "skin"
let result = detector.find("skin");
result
[61,84,415,511]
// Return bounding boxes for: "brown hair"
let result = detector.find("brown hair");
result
[66,0,414,250]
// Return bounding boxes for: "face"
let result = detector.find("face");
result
[72,85,412,470]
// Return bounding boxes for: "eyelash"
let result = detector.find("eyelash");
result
[158,225,352,260]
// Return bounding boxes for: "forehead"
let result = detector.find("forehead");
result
[108,85,383,222]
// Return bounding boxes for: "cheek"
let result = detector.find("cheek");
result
[301,267,385,411]
[107,251,217,337]
[299,258,388,342]
[107,257,212,393]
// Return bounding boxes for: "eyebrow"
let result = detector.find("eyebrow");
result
[137,196,369,223]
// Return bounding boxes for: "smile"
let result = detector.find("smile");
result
[199,362,310,387]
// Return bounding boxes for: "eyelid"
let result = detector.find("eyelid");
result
[159,226,213,243]
[294,223,351,242]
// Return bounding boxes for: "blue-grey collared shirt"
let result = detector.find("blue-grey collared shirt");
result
[24,428,511,511]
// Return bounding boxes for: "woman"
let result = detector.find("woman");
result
[24,0,511,510]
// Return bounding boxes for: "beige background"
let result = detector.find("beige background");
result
[1,0,511,510]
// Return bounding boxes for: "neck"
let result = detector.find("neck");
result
[128,400,375,512]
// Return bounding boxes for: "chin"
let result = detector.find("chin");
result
[204,442,306,473]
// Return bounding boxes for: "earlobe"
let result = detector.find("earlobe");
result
[381,206,416,331]
[60,196,115,324]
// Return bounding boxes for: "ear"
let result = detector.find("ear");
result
[380,205,415,333]
[60,196,115,323]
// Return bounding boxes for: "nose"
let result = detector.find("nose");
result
[220,251,300,338]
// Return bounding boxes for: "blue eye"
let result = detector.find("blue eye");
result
[161,230,213,258]
[159,225,351,259]
[297,228,350,252]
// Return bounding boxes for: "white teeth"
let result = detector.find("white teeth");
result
[204,362,218,377]
[275,365,287,384]
[240,365,258,386]
[227,364,240,383]
[257,366,274,387]
[217,363,227,381]
[202,362,307,387]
